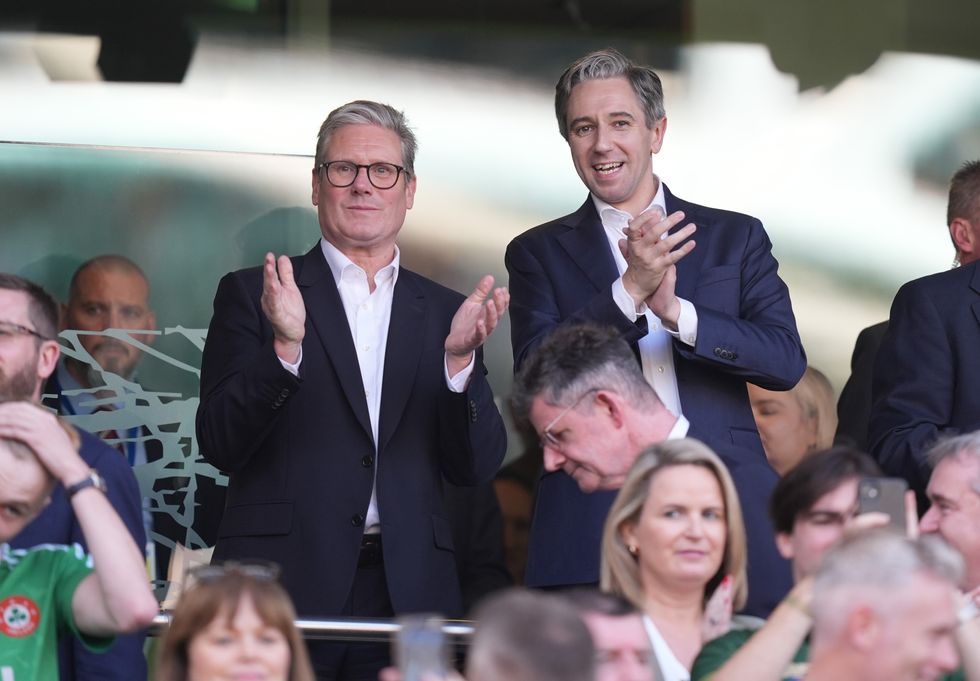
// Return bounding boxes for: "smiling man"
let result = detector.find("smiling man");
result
[505,48,804,608]
[512,323,789,616]
[197,100,508,681]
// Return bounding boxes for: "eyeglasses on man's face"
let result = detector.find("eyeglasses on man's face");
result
[0,321,51,342]
[316,161,408,190]
[539,387,601,452]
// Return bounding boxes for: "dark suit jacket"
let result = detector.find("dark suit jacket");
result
[12,428,148,681]
[835,320,888,450]
[869,261,980,504]
[505,187,803,613]
[196,245,507,618]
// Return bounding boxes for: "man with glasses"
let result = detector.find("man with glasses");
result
[0,273,150,681]
[512,323,790,616]
[197,100,508,681]
[504,48,805,605]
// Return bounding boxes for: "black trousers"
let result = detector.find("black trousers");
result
[307,536,394,681]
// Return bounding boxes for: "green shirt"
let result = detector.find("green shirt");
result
[691,625,965,681]
[0,543,112,681]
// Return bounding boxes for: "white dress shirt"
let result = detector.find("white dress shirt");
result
[593,175,698,418]
[279,239,473,533]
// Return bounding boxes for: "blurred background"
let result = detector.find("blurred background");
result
[1,0,978,472]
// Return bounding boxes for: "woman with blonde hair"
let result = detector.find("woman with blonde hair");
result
[747,366,838,476]
[156,562,315,681]
[601,438,748,681]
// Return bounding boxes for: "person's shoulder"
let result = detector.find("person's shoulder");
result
[665,186,762,230]
[75,428,137,482]
[508,197,594,246]
[1,541,91,571]
[398,268,466,307]
[902,259,979,293]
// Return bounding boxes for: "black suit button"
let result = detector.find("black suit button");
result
[729,351,738,360]
[279,389,290,398]
[361,455,374,468]
[350,514,364,527]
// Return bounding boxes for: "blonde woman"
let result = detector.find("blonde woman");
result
[601,439,748,681]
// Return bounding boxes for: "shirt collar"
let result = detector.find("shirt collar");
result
[591,173,667,227]
[319,238,400,287]
[667,413,690,440]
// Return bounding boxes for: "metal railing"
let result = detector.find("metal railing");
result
[148,613,474,643]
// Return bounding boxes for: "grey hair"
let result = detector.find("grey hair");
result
[314,100,418,175]
[511,323,661,434]
[811,530,963,640]
[554,48,666,141]
[927,431,980,495]
[467,589,595,681]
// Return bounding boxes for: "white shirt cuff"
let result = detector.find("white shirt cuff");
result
[612,277,644,321]
[667,298,698,346]
[444,353,475,393]
[278,346,303,376]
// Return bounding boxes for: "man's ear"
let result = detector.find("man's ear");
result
[35,339,60,381]
[596,391,626,428]
[950,218,977,261]
[847,604,879,651]
[775,532,795,560]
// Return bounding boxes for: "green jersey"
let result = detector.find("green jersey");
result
[0,543,112,681]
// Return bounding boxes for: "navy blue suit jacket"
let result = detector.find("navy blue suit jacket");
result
[196,245,507,618]
[869,261,980,503]
[505,187,803,614]
[12,428,148,681]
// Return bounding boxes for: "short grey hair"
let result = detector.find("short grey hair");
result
[467,589,595,681]
[511,324,662,433]
[554,48,666,141]
[811,530,963,640]
[927,431,980,495]
[314,100,418,175]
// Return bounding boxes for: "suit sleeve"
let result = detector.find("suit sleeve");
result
[869,282,961,496]
[677,217,806,390]
[505,237,647,371]
[196,270,301,473]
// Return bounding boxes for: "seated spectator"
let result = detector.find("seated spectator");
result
[493,457,536,585]
[0,410,158,681]
[467,588,595,681]
[601,439,748,681]
[155,561,314,681]
[691,446,881,681]
[564,589,657,681]
[747,367,837,476]
[806,531,961,681]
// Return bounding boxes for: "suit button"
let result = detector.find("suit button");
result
[713,347,724,357]
[279,389,289,398]
[361,455,374,468]
[729,351,738,360]
[350,514,364,527]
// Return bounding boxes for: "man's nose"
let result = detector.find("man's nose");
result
[542,445,565,472]
[594,123,613,151]
[351,165,373,192]
[919,505,940,534]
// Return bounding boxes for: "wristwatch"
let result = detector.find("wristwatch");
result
[65,470,107,500]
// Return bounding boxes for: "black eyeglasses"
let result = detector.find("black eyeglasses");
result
[316,161,408,190]
[0,321,51,342]
[188,560,281,585]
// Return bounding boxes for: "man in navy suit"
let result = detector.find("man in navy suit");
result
[197,100,508,681]
[868,163,980,505]
[0,273,149,681]
[505,49,805,612]
[512,324,790,617]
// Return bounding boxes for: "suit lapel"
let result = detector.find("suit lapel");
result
[558,198,620,293]
[295,245,373,440]
[664,184,707,302]
[971,263,980,327]
[377,271,426,451]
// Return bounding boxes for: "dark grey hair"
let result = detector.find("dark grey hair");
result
[314,100,418,175]
[554,48,666,141]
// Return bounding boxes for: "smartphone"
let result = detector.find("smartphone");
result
[857,477,908,530]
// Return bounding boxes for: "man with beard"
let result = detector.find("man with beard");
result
[0,273,148,681]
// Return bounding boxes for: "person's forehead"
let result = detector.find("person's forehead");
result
[807,477,860,513]
[324,124,404,162]
[73,266,149,304]
[0,289,32,326]
[568,77,644,115]
[583,613,648,648]
[0,444,48,505]
[930,455,980,496]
